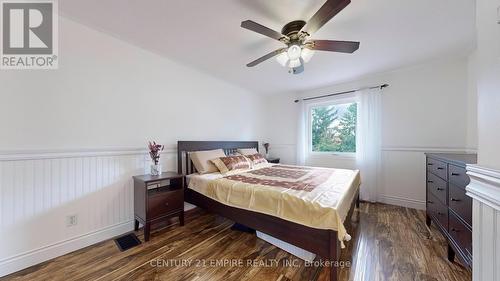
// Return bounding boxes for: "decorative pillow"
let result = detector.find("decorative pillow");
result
[246,153,268,165]
[190,149,226,174]
[237,148,259,156]
[211,155,252,174]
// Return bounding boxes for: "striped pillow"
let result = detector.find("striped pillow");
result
[246,153,268,165]
[211,155,252,174]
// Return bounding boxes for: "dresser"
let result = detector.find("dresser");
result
[425,153,477,268]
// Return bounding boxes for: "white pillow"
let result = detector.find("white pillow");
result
[237,148,259,156]
[190,149,226,174]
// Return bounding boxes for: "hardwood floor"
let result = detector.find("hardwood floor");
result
[2,203,471,281]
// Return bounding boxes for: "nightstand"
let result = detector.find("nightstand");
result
[266,157,280,164]
[133,172,184,241]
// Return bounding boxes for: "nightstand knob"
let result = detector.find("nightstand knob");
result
[165,202,169,206]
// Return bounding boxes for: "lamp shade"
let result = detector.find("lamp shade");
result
[301,48,315,63]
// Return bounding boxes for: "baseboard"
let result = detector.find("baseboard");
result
[378,195,426,210]
[0,220,134,277]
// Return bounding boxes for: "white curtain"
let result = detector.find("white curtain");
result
[296,100,307,166]
[356,88,382,202]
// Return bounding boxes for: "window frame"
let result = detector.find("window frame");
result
[306,94,358,158]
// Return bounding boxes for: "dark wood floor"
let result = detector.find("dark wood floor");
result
[2,203,471,281]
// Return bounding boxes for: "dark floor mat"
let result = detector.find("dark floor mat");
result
[114,233,141,252]
[231,223,255,233]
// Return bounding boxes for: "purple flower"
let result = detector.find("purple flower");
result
[148,141,164,165]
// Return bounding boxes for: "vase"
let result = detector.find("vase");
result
[150,164,162,176]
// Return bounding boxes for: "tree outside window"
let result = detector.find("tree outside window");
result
[311,102,357,153]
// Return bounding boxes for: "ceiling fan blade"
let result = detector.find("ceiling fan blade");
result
[301,0,351,35]
[246,48,287,67]
[309,40,360,53]
[241,20,287,41]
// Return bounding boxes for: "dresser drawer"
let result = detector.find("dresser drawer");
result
[449,183,472,227]
[148,190,183,219]
[427,158,448,180]
[427,192,448,231]
[448,164,469,187]
[427,172,447,204]
[449,211,472,261]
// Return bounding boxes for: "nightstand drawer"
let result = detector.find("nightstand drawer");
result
[148,190,183,219]
[427,172,447,204]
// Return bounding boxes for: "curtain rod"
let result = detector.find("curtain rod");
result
[293,83,389,103]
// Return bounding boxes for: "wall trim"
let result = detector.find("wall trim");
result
[270,144,477,154]
[381,146,477,153]
[0,146,177,161]
[0,220,134,277]
[466,164,500,211]
[0,145,477,161]
[378,194,426,210]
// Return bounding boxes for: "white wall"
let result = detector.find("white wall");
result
[466,52,478,150]
[263,57,477,209]
[0,17,265,276]
[0,19,264,152]
[475,0,500,170]
[467,1,500,280]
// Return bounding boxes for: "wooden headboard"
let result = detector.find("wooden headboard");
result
[177,141,259,175]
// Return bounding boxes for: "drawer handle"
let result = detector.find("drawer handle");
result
[437,188,444,191]
[451,198,461,202]
[451,228,460,233]
[164,202,169,206]
[451,173,460,176]
[427,163,434,166]
[427,200,433,204]
[437,167,444,170]
[427,180,434,183]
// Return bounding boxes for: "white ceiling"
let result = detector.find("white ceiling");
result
[60,0,475,95]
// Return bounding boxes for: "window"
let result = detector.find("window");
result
[309,101,357,154]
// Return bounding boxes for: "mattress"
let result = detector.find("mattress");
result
[187,164,360,247]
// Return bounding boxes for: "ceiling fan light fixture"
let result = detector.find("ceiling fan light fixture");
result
[287,45,302,60]
[288,58,302,68]
[301,47,315,63]
[241,0,359,73]
[276,52,289,67]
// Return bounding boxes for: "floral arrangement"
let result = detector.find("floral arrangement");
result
[148,141,164,165]
[263,143,270,154]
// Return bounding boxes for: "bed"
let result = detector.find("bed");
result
[177,141,360,281]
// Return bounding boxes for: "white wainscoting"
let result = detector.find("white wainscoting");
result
[466,165,500,281]
[268,144,476,210]
[0,148,177,277]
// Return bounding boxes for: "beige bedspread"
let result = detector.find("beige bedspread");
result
[188,164,360,247]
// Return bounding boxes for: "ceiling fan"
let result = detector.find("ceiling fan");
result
[241,0,360,74]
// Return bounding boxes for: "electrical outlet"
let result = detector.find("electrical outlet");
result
[66,215,78,227]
